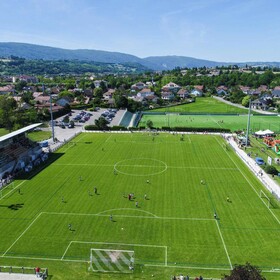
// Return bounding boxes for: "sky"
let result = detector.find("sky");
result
[1,0,280,62]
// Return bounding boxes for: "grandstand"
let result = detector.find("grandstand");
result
[0,123,48,183]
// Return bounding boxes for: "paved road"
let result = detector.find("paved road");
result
[213,96,276,115]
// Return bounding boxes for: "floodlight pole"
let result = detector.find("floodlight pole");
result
[245,99,252,146]
[46,83,55,143]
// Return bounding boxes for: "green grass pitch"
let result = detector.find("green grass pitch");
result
[0,133,279,279]
[139,114,280,133]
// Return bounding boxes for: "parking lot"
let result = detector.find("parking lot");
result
[47,108,126,144]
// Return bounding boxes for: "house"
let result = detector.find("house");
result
[248,89,262,96]
[16,75,38,83]
[251,98,270,110]
[34,95,50,104]
[239,86,251,94]
[177,88,189,99]
[93,80,108,88]
[137,88,154,98]
[56,97,72,107]
[162,82,181,93]
[191,87,203,97]
[0,85,14,95]
[272,87,280,98]
[131,82,146,91]
[161,91,175,100]
[103,89,115,101]
[216,86,228,95]
[144,95,159,103]
[129,95,144,103]
[258,85,268,92]
[194,85,204,92]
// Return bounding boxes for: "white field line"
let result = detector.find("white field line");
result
[62,134,87,153]
[105,134,112,143]
[96,208,158,217]
[72,240,166,249]
[0,180,27,201]
[61,241,73,260]
[42,211,213,221]
[2,255,85,263]
[215,220,232,269]
[210,116,222,128]
[3,254,280,274]
[146,263,229,271]
[0,133,88,202]
[52,162,238,171]
[215,137,280,226]
[2,212,43,257]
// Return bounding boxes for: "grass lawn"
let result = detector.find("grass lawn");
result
[0,128,8,136]
[139,114,280,133]
[151,97,249,114]
[26,130,52,142]
[0,133,279,280]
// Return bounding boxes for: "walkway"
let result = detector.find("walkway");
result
[213,96,276,115]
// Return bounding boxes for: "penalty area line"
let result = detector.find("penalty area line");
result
[61,241,73,260]
[2,212,43,257]
[215,220,232,270]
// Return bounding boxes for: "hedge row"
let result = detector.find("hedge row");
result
[161,126,231,133]
[84,125,230,133]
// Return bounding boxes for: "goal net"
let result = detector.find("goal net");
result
[89,248,134,273]
[260,190,271,208]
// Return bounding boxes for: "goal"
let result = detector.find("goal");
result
[89,248,134,273]
[260,190,271,208]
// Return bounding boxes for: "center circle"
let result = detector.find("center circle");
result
[114,158,167,176]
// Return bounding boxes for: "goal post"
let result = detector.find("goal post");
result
[89,248,135,273]
[260,190,271,208]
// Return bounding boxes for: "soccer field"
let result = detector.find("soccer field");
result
[0,133,279,280]
[139,114,280,133]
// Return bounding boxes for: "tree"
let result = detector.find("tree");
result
[223,263,266,280]
[242,96,251,107]
[146,120,153,129]
[264,165,278,175]
[95,117,109,130]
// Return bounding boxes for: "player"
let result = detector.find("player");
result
[110,214,113,221]
[135,201,139,208]
[227,197,230,202]
[200,180,204,185]
[146,179,150,184]
[214,213,217,219]
[68,223,72,230]
[94,187,97,194]
[61,196,64,203]
[144,194,147,200]
[79,176,82,181]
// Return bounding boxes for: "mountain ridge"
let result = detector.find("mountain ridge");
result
[0,42,279,71]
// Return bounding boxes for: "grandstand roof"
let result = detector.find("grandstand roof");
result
[0,123,42,143]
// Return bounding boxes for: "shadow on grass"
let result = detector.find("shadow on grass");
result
[0,203,24,210]
[15,153,64,180]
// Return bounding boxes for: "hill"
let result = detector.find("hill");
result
[1,42,280,71]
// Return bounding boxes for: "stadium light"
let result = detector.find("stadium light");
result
[245,99,251,146]
[43,83,55,142]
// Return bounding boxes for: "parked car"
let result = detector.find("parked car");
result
[255,157,265,165]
